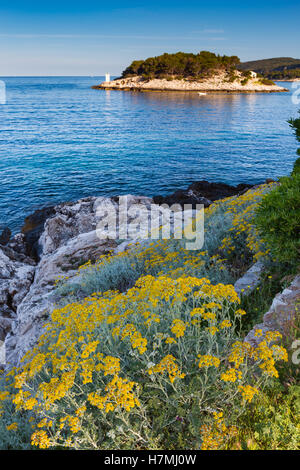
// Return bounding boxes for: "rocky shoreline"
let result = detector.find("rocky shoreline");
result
[93,74,288,93]
[0,178,277,369]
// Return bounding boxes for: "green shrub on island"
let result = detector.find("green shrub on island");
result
[259,78,276,86]
[121,51,241,80]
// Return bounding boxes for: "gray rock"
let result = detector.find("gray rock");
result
[234,261,264,296]
[0,247,35,319]
[244,275,300,347]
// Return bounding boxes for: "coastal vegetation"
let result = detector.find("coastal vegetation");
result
[240,57,300,80]
[121,51,241,80]
[0,114,299,451]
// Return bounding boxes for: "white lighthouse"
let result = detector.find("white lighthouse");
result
[105,73,110,82]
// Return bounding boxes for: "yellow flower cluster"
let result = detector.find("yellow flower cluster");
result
[200,411,238,450]
[2,257,287,451]
[198,354,220,368]
[170,319,187,338]
[148,355,186,384]
[6,422,18,431]
[88,375,140,413]
[31,430,51,449]
[238,384,259,402]
[220,368,242,383]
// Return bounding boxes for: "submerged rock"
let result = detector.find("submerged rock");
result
[21,206,56,260]
[0,227,11,246]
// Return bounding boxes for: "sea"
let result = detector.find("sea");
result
[0,76,298,232]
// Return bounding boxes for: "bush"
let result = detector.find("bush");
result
[232,383,300,450]
[1,275,287,450]
[259,78,275,86]
[292,157,300,175]
[288,110,300,156]
[254,175,300,264]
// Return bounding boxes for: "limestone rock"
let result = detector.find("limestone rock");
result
[244,275,300,347]
[0,247,35,319]
[234,261,264,296]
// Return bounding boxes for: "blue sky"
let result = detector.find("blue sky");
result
[0,0,299,75]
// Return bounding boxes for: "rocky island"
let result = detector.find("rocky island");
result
[93,51,288,93]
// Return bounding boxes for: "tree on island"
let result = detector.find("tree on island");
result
[121,51,241,80]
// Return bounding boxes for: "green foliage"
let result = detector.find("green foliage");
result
[259,78,275,86]
[233,384,300,450]
[239,57,300,80]
[267,69,300,80]
[289,111,300,157]
[122,51,240,80]
[241,78,249,86]
[292,157,300,175]
[254,174,300,264]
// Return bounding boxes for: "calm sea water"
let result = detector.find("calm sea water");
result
[0,76,298,233]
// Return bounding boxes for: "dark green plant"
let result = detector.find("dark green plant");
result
[259,78,275,86]
[241,78,249,86]
[254,174,300,264]
[289,110,300,156]
[292,157,300,175]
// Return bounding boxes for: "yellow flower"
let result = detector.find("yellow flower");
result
[219,319,232,329]
[220,368,242,383]
[31,430,51,449]
[235,309,246,317]
[198,354,220,368]
[238,384,259,402]
[165,337,177,344]
[207,326,219,336]
[170,319,186,338]
[148,355,185,384]
[6,422,18,431]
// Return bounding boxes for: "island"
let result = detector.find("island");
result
[93,51,288,93]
